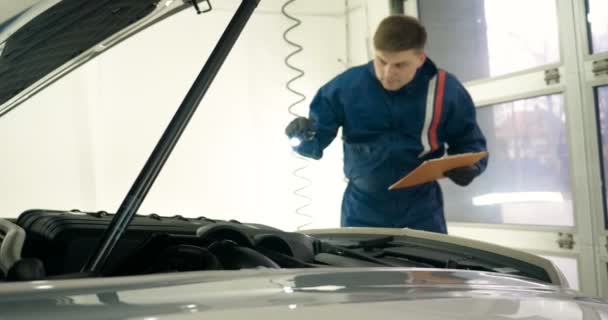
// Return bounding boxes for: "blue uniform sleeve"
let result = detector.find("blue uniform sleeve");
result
[444,77,488,173]
[293,86,343,160]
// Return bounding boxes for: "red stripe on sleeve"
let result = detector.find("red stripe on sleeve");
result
[429,70,446,151]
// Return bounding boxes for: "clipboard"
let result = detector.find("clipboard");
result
[388,151,488,190]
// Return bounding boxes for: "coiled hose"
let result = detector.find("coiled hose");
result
[281,0,312,230]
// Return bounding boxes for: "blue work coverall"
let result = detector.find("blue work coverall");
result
[293,58,487,233]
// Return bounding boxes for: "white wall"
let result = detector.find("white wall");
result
[347,0,371,65]
[0,0,359,231]
[0,64,98,213]
[403,0,418,17]
[346,0,391,66]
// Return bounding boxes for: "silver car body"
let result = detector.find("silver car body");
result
[1,267,607,319]
[1,1,607,319]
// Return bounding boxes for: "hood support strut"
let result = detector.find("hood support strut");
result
[82,0,260,274]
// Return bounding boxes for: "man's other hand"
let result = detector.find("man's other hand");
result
[444,165,480,186]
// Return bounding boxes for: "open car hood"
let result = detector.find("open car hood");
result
[0,0,202,116]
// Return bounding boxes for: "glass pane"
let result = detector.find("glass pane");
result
[587,0,608,54]
[540,255,579,290]
[594,86,608,229]
[443,94,574,226]
[419,0,560,82]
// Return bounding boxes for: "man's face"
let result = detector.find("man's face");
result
[373,49,425,91]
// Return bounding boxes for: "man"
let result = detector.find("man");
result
[285,15,487,234]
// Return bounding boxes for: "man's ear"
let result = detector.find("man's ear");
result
[418,51,426,66]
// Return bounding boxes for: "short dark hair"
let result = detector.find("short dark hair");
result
[373,15,427,52]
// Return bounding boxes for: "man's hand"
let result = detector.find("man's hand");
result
[444,165,480,186]
[285,117,315,140]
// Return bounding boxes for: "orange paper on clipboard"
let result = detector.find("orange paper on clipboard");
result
[388,151,488,190]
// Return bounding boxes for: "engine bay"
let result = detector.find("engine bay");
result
[0,209,552,285]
